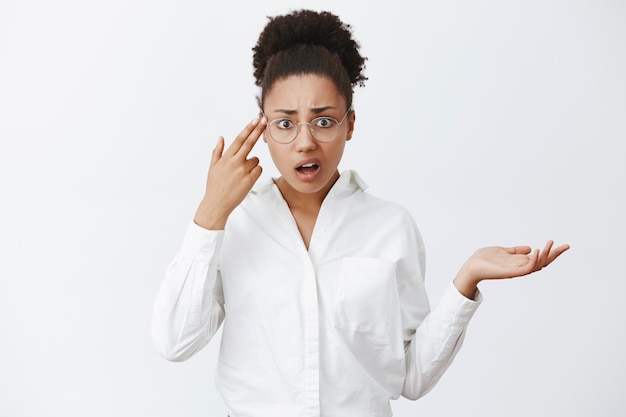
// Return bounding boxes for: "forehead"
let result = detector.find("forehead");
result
[263,74,347,112]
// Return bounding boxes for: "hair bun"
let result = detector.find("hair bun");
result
[252,9,367,87]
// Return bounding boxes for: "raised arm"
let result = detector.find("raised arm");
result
[151,117,267,361]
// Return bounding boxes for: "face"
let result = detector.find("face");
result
[262,74,355,203]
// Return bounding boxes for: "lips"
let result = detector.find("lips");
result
[295,158,320,171]
[296,162,319,174]
[294,158,321,181]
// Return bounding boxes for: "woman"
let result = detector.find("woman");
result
[152,9,569,417]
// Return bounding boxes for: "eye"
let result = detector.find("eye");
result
[274,119,294,129]
[313,117,337,128]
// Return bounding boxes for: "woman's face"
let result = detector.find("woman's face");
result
[262,74,355,201]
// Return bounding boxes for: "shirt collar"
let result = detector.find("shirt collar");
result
[252,170,368,199]
[327,170,368,198]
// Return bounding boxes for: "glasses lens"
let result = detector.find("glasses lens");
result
[268,119,297,144]
[310,117,339,142]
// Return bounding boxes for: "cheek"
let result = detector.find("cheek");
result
[329,141,347,162]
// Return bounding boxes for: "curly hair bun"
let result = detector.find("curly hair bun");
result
[252,9,367,88]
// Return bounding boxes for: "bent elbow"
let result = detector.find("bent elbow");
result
[152,335,198,362]
[151,322,213,362]
[159,347,192,362]
[402,381,436,401]
[402,362,444,401]
[152,333,187,362]
[151,324,197,362]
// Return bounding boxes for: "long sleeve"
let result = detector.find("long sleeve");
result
[151,222,225,362]
[402,283,482,400]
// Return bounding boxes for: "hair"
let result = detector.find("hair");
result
[252,9,367,109]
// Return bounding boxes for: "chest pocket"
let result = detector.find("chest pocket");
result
[334,257,400,340]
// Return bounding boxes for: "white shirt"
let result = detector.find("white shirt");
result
[152,170,481,417]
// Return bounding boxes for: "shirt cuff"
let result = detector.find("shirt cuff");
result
[179,221,224,261]
[436,283,482,326]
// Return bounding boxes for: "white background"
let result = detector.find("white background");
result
[1,0,624,416]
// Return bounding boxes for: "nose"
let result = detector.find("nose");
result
[294,123,317,152]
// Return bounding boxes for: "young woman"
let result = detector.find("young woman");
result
[152,9,569,417]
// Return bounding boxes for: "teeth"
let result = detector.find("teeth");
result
[301,163,316,168]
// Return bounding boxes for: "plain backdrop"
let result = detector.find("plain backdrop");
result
[1,0,624,416]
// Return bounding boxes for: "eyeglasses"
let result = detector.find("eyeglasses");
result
[264,107,352,144]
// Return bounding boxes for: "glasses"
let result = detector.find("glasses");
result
[264,107,352,144]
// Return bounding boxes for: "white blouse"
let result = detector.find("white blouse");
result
[152,170,481,417]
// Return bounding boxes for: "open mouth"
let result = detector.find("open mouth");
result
[296,162,319,174]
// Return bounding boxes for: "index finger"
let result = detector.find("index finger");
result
[545,243,571,266]
[236,116,267,158]
[223,116,266,158]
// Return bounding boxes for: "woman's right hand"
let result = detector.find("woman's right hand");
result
[193,116,267,230]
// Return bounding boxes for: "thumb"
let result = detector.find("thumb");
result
[506,246,533,255]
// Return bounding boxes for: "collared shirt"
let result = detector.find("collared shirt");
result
[152,170,481,417]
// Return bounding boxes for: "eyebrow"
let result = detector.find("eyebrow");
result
[272,106,337,116]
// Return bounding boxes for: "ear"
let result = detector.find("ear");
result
[345,110,356,142]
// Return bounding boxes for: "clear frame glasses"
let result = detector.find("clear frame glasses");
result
[264,107,352,144]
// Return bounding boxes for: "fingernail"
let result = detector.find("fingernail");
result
[260,116,267,125]
[251,117,259,126]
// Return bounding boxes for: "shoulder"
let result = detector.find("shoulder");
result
[350,185,417,227]
[340,176,425,267]
[357,192,422,249]
[341,186,422,254]
[336,170,414,217]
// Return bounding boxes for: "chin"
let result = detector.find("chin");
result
[279,173,335,196]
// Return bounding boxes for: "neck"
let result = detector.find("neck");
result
[274,171,340,212]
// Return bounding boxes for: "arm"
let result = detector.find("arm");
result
[151,224,225,361]
[151,116,267,361]
[396,221,480,400]
[402,284,481,400]
[402,240,569,399]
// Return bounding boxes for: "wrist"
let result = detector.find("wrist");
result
[194,200,230,230]
[453,267,481,300]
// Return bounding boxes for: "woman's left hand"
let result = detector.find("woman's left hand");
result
[453,240,570,299]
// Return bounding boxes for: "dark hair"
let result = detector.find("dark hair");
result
[252,9,367,108]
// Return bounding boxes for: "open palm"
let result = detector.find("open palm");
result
[454,240,570,299]
[464,240,570,280]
